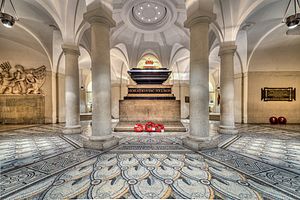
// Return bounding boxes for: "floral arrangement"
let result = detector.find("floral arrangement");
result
[145,60,154,65]
[134,122,165,132]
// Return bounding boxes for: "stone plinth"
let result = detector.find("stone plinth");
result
[120,84,180,122]
[0,95,45,124]
[120,99,180,122]
[116,84,186,132]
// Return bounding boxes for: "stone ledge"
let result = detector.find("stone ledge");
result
[183,137,218,151]
[218,126,238,134]
[63,126,82,134]
[83,136,119,150]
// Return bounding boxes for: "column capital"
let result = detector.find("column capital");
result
[184,13,216,28]
[62,44,80,56]
[84,6,116,27]
[219,41,237,56]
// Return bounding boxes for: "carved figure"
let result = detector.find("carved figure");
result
[0,71,15,94]
[0,62,46,95]
[25,66,46,94]
[14,65,27,94]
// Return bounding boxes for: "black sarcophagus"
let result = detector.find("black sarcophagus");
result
[128,68,171,84]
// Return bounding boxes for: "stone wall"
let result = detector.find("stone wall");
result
[119,99,181,122]
[172,82,189,119]
[0,95,45,124]
[247,71,300,123]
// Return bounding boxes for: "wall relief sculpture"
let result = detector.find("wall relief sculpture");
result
[0,62,46,95]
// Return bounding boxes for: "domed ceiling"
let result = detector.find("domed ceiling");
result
[0,0,298,82]
[111,0,189,69]
[132,2,166,24]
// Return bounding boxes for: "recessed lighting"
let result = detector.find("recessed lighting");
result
[141,17,144,20]
[158,12,161,15]
[138,12,141,15]
[155,6,158,9]
[147,4,150,7]
[140,7,143,9]
[148,19,151,22]
[155,17,157,20]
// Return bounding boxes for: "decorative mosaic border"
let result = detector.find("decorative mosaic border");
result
[200,148,300,199]
[0,148,102,199]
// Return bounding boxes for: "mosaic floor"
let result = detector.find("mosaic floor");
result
[0,122,299,199]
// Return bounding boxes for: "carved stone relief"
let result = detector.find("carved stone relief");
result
[0,62,46,95]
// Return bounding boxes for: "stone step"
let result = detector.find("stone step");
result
[114,121,187,132]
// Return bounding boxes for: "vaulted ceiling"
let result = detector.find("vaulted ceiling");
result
[0,0,299,81]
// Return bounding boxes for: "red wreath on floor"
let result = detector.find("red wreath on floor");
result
[155,124,165,132]
[145,121,155,132]
[269,116,278,124]
[134,123,144,132]
[134,122,165,132]
[278,116,287,124]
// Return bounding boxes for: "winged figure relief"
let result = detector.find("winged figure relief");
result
[0,62,46,95]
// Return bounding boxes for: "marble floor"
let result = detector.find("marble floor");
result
[0,122,299,199]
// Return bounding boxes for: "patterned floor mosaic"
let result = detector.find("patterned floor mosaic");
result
[0,122,299,199]
[0,135,76,173]
[226,135,300,174]
[201,148,300,199]
[235,124,300,140]
[2,150,297,200]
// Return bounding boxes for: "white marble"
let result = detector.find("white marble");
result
[62,44,81,134]
[83,7,119,149]
[185,16,211,140]
[219,42,238,134]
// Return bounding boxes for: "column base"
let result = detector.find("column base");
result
[63,125,82,134]
[218,125,238,134]
[183,135,218,151]
[83,135,119,150]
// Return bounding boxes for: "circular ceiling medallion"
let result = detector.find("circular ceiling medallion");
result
[132,2,167,24]
[121,0,177,33]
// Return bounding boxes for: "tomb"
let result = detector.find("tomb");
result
[114,56,186,132]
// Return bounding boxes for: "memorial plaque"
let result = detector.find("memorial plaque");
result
[128,88,172,94]
[185,96,190,103]
[261,87,296,101]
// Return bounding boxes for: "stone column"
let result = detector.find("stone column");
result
[218,42,238,134]
[83,7,119,150]
[183,15,213,150]
[62,44,81,134]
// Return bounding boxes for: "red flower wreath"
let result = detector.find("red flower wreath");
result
[155,124,165,132]
[134,122,165,132]
[145,121,155,132]
[134,123,144,132]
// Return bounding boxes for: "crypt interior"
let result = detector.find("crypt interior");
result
[0,0,300,199]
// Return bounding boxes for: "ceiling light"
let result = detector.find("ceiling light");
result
[0,0,19,28]
[138,12,141,15]
[158,12,161,15]
[286,13,300,29]
[140,6,143,9]
[1,12,14,28]
[282,0,300,29]
[148,19,151,22]
[147,4,150,7]
[155,17,157,20]
[155,6,158,9]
